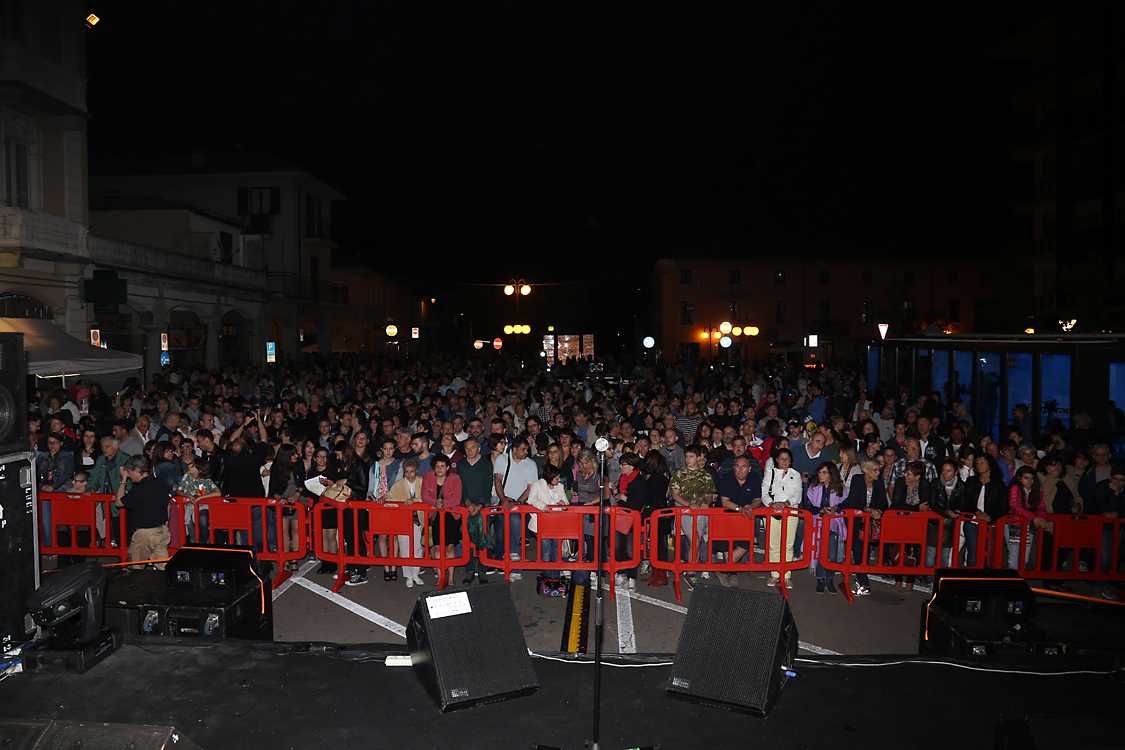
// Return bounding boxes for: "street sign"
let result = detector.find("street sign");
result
[160,352,170,366]
[89,329,100,347]
[493,338,503,349]
[386,324,398,337]
[411,327,419,339]
[266,341,276,363]
[160,332,169,351]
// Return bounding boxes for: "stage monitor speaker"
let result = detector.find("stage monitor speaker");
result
[0,333,28,454]
[408,582,538,712]
[0,719,202,749]
[667,587,798,717]
[994,714,1125,749]
[0,452,36,654]
[931,568,1036,619]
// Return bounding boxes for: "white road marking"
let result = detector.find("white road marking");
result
[289,576,407,638]
[271,559,319,601]
[614,582,636,654]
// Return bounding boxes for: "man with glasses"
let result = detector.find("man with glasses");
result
[1089,466,1125,599]
[1080,444,1116,500]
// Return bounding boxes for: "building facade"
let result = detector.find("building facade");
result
[330,266,419,355]
[654,255,988,363]
[90,154,348,368]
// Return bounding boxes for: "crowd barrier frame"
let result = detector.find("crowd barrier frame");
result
[306,500,472,593]
[645,507,815,601]
[38,492,129,564]
[478,504,643,599]
[817,509,1125,603]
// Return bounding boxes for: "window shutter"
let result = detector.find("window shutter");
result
[269,186,281,215]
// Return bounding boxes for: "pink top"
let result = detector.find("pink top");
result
[1007,483,1047,525]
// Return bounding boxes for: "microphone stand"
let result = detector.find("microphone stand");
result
[534,448,656,750]
[591,447,606,750]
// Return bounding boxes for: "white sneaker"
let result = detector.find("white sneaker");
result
[627,578,636,591]
[509,572,522,582]
[412,575,424,586]
[510,553,521,562]
[405,577,414,588]
[767,576,780,587]
[639,561,652,576]
[700,571,711,579]
[784,579,793,590]
[615,573,627,587]
[561,570,572,578]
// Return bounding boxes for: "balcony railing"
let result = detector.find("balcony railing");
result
[305,218,332,241]
[267,272,348,305]
[0,207,88,258]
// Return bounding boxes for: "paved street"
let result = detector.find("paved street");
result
[271,559,931,656]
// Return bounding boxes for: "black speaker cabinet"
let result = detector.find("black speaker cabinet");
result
[931,568,1036,619]
[0,333,27,455]
[408,582,538,712]
[667,587,798,717]
[0,719,202,750]
[0,452,36,654]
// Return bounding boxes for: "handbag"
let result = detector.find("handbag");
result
[322,482,353,505]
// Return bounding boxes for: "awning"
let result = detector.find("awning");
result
[0,317,142,377]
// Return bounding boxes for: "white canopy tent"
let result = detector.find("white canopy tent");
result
[0,317,143,385]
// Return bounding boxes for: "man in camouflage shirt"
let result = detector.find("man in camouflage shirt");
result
[670,444,716,589]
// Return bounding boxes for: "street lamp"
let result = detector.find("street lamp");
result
[700,322,731,361]
[503,280,530,353]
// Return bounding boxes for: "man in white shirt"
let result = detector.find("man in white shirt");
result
[492,437,539,581]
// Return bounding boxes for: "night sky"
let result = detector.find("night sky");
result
[85,1,1054,343]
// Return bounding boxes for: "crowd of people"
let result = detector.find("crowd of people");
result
[29,352,1125,597]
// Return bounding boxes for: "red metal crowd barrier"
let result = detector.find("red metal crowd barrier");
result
[645,507,815,601]
[478,504,642,599]
[818,509,1125,602]
[997,514,1125,582]
[190,495,308,589]
[307,500,471,593]
[38,492,129,564]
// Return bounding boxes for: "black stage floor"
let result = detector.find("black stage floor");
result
[1,639,1123,750]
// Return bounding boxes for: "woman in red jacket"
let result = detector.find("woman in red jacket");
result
[1007,466,1047,571]
[421,454,463,587]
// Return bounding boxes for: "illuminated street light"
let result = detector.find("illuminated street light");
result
[504,325,514,335]
[732,327,742,336]
[520,284,531,296]
[745,325,759,336]
[503,285,515,296]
